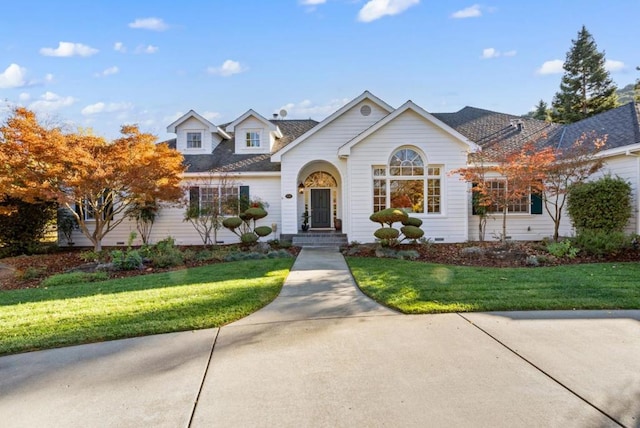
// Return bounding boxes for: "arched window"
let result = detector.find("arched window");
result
[373,147,442,214]
[304,171,337,188]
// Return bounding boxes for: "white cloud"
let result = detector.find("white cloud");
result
[40,42,98,57]
[481,48,499,59]
[207,60,247,77]
[44,73,54,82]
[95,66,119,77]
[480,48,516,59]
[451,4,482,18]
[114,42,126,53]
[300,0,326,4]
[164,111,185,124]
[81,101,133,116]
[0,63,27,88]
[134,45,159,54]
[357,0,420,23]
[202,111,221,121]
[605,59,625,72]
[19,92,30,102]
[128,17,169,31]
[278,98,350,119]
[29,91,76,112]
[537,59,564,75]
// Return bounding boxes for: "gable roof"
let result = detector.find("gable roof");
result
[225,109,283,138]
[338,100,479,157]
[166,109,230,138]
[271,90,394,162]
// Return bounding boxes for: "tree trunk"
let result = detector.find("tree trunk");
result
[502,206,508,243]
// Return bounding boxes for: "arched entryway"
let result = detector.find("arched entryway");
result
[298,163,342,231]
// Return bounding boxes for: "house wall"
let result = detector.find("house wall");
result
[466,154,640,241]
[174,117,221,154]
[348,109,470,243]
[63,175,282,248]
[233,116,273,154]
[279,100,390,234]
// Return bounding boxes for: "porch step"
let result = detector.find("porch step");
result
[291,232,348,248]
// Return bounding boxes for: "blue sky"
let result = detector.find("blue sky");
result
[1,0,639,141]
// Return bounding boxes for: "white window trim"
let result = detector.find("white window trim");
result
[186,131,203,149]
[244,129,262,149]
[482,179,532,215]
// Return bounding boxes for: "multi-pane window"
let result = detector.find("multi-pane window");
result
[485,180,530,214]
[373,148,442,214]
[246,131,261,148]
[194,187,240,215]
[187,132,202,148]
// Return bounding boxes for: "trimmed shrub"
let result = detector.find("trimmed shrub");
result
[546,240,579,259]
[254,226,273,237]
[41,271,108,287]
[222,217,243,230]
[401,225,424,240]
[244,207,268,220]
[567,176,632,233]
[240,232,259,244]
[369,208,408,226]
[374,227,400,240]
[402,217,423,227]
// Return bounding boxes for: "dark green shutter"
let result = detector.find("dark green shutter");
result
[239,186,250,212]
[531,192,543,214]
[471,183,479,215]
[189,187,200,211]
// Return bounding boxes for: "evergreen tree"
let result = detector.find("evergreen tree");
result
[635,66,640,102]
[532,99,551,121]
[551,26,618,123]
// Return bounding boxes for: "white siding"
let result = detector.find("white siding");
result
[279,100,389,234]
[175,117,221,154]
[348,109,470,243]
[65,175,282,247]
[234,117,273,154]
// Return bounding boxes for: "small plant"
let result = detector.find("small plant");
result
[80,250,109,263]
[16,267,45,280]
[111,249,143,270]
[41,271,108,287]
[57,208,78,246]
[546,240,579,259]
[149,237,184,268]
[573,230,631,256]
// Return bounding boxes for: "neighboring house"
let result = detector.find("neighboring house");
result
[65,91,640,247]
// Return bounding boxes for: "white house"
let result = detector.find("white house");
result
[65,91,640,247]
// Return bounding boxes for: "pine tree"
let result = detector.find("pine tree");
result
[551,26,618,123]
[635,66,640,102]
[532,99,551,121]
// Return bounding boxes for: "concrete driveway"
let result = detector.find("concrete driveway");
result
[0,248,638,427]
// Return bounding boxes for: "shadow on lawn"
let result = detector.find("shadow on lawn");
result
[0,260,292,306]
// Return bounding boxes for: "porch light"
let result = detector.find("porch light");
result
[298,182,305,194]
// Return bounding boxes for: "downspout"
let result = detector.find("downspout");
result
[625,150,640,235]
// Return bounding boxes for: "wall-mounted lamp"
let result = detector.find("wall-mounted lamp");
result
[298,182,305,194]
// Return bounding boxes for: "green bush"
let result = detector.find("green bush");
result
[546,240,579,259]
[240,232,259,244]
[222,217,243,230]
[0,198,57,256]
[401,225,424,240]
[374,227,400,240]
[567,176,632,232]
[41,271,108,287]
[148,238,184,268]
[111,249,143,270]
[573,230,631,256]
[16,267,45,280]
[254,226,273,237]
[370,208,408,226]
[402,217,423,227]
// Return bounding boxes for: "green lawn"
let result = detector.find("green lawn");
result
[0,259,293,355]
[347,257,640,313]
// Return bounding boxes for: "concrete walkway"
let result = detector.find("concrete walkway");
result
[1,248,639,427]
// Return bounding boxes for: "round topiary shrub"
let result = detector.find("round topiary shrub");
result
[402,217,423,227]
[254,226,272,237]
[369,208,408,226]
[374,227,400,240]
[222,217,243,229]
[240,232,259,244]
[401,225,424,240]
[244,207,268,220]
[567,176,632,232]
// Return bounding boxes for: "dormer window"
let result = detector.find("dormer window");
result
[245,130,261,148]
[187,132,202,149]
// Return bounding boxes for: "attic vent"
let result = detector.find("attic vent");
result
[360,105,372,116]
[511,119,524,131]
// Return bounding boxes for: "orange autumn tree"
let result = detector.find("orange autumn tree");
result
[0,108,185,251]
[454,142,556,242]
[543,132,605,241]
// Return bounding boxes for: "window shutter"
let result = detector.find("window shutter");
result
[239,186,250,212]
[471,183,479,215]
[103,191,114,221]
[189,187,200,212]
[75,202,82,219]
[531,192,543,215]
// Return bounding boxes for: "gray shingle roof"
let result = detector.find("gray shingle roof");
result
[165,103,640,172]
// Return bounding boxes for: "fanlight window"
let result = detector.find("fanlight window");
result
[304,171,337,188]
